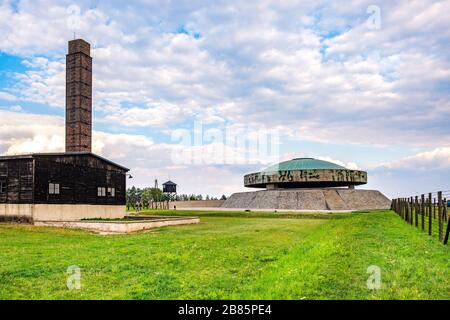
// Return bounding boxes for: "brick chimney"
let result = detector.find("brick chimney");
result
[65,39,92,152]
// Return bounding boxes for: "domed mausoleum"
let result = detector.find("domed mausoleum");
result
[222,158,390,211]
[245,158,367,189]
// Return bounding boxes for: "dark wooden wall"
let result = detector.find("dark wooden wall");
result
[163,184,177,193]
[0,158,34,204]
[0,154,126,205]
[33,154,126,205]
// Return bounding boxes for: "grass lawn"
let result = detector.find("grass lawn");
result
[132,208,350,219]
[0,210,448,299]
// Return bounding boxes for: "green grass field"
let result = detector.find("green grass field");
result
[0,210,448,299]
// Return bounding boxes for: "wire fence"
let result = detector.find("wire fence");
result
[391,191,449,245]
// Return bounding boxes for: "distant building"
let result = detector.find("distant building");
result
[162,181,177,194]
[0,39,129,222]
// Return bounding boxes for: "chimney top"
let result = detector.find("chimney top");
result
[68,39,90,56]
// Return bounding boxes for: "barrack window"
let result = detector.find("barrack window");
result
[107,187,115,197]
[49,183,60,195]
[98,187,106,197]
[0,180,6,194]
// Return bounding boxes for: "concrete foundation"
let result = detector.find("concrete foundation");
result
[34,216,200,234]
[222,188,391,211]
[0,204,126,222]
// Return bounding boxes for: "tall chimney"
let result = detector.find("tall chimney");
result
[65,39,92,152]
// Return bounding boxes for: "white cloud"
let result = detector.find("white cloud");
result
[8,105,22,111]
[0,91,16,101]
[0,110,64,155]
[12,57,65,108]
[99,101,194,128]
[368,146,450,197]
[379,147,450,170]
[317,156,360,170]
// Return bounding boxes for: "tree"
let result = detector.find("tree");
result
[220,194,227,200]
[141,188,154,209]
[126,186,138,210]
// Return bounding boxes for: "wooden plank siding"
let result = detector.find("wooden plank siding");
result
[0,153,127,206]
[0,158,34,204]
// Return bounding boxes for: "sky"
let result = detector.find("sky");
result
[0,0,449,198]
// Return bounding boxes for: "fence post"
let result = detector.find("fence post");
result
[404,198,407,221]
[428,193,432,236]
[445,206,449,245]
[406,198,409,222]
[406,197,412,224]
[415,196,418,228]
[438,191,443,242]
[408,197,414,225]
[433,197,436,219]
[421,194,425,231]
[410,198,413,223]
[401,198,404,219]
[400,198,403,219]
[409,198,412,223]
[444,198,448,222]
[444,195,449,244]
[424,196,427,217]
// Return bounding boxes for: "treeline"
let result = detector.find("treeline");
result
[126,186,227,210]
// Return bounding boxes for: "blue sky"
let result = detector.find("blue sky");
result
[0,0,449,197]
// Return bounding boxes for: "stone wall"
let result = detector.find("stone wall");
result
[0,204,126,222]
[222,189,391,211]
[0,204,33,222]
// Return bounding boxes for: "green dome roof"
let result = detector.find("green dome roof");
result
[263,158,346,172]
